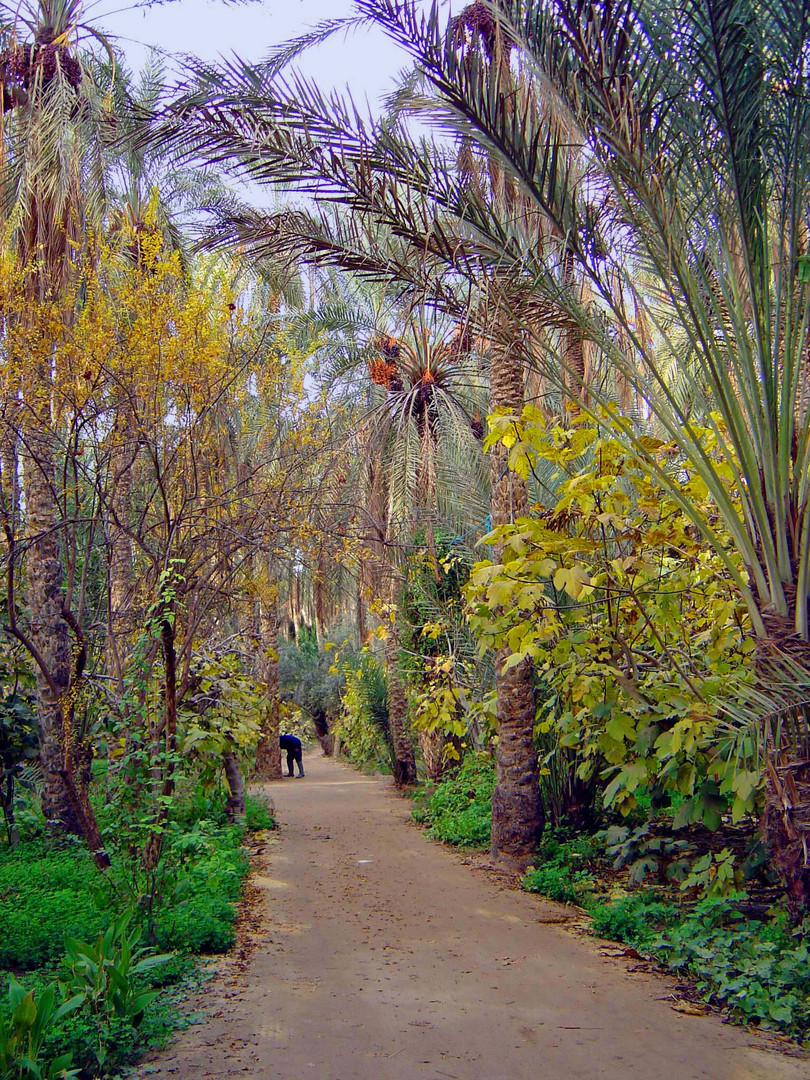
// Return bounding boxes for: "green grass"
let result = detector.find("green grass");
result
[523,832,599,906]
[590,894,679,947]
[245,793,276,832]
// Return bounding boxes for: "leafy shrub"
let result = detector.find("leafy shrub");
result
[40,955,196,1076]
[522,832,598,905]
[245,794,275,832]
[653,900,810,1033]
[60,914,171,1072]
[523,862,592,905]
[0,977,82,1080]
[155,895,236,955]
[154,820,247,954]
[413,754,495,847]
[590,894,679,947]
[336,653,394,772]
[603,824,692,885]
[0,793,253,1076]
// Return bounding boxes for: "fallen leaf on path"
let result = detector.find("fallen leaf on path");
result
[670,1000,707,1016]
[599,946,643,960]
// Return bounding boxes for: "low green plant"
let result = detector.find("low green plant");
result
[0,978,82,1080]
[60,915,172,1071]
[413,754,495,847]
[654,900,810,1033]
[679,848,742,899]
[590,894,679,947]
[517,823,810,1037]
[155,895,237,954]
[522,832,599,905]
[154,820,247,954]
[0,844,106,970]
[40,955,197,1077]
[523,861,593,905]
[603,824,692,885]
[245,794,275,832]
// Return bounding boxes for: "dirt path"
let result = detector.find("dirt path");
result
[140,755,808,1080]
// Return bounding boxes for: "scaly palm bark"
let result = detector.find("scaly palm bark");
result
[384,618,417,786]
[488,328,545,863]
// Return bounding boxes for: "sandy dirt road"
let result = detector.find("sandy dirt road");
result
[140,754,809,1080]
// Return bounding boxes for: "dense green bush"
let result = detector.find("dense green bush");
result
[3,946,197,1078]
[155,894,237,955]
[245,793,276,831]
[412,754,495,847]
[336,652,394,772]
[0,794,254,1077]
[523,861,592,905]
[154,820,248,954]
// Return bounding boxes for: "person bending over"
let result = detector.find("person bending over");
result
[279,733,305,777]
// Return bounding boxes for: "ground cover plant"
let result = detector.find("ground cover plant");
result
[524,828,810,1039]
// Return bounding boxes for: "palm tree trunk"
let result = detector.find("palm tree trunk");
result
[488,332,545,864]
[758,604,810,913]
[255,601,283,779]
[419,728,462,782]
[562,247,587,409]
[385,626,417,786]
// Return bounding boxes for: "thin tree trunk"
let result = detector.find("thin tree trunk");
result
[255,602,283,779]
[23,428,80,831]
[356,560,367,646]
[290,573,302,643]
[143,616,178,871]
[314,545,328,647]
[223,750,246,822]
[107,405,136,693]
[488,332,545,865]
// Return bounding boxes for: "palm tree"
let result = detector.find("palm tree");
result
[362,313,487,783]
[350,0,810,903]
[292,282,488,783]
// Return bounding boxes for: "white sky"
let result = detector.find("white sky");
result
[98,0,414,105]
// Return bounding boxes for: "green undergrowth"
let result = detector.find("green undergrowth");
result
[411,754,495,847]
[0,790,274,1077]
[522,829,810,1040]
